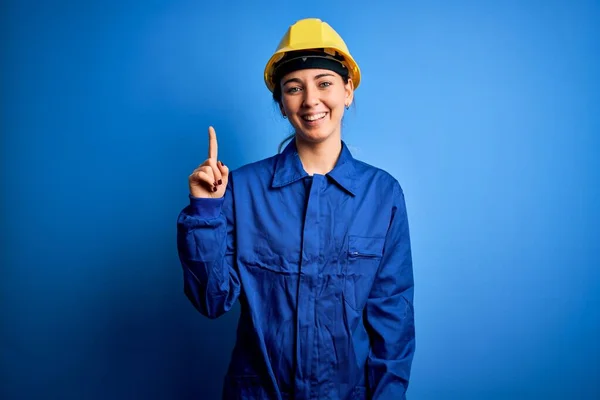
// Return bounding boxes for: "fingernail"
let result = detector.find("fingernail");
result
[212,187,217,192]
[213,181,217,186]
[218,179,222,185]
[218,161,223,167]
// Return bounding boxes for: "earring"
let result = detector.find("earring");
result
[345,104,350,110]
[283,115,287,119]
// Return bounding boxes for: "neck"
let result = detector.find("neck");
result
[295,133,342,176]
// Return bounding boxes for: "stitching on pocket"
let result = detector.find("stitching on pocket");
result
[344,236,385,311]
[348,236,385,258]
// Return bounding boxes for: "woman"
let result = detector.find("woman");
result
[177,18,415,400]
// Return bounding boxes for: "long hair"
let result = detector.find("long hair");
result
[278,133,295,153]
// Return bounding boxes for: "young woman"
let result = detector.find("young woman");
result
[177,18,415,400]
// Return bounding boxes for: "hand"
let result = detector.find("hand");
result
[188,126,229,198]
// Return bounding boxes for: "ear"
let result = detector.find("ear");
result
[279,103,287,118]
[344,78,355,108]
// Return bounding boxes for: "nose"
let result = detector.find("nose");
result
[302,84,320,108]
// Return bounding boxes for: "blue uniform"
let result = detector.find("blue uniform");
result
[177,139,415,399]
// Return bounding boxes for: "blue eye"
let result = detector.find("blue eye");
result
[319,81,332,88]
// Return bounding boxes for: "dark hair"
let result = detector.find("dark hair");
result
[274,74,352,153]
[272,74,350,106]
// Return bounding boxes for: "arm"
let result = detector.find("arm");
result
[365,181,416,399]
[176,177,241,319]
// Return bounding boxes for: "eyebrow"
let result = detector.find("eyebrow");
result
[282,73,336,87]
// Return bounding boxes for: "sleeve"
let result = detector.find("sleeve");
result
[364,181,416,399]
[176,177,241,319]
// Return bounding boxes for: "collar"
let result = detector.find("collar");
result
[271,138,357,196]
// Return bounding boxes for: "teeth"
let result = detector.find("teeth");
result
[303,112,326,121]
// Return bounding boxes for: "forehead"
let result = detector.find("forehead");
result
[281,68,342,83]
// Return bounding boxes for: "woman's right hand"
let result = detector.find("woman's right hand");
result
[188,126,229,198]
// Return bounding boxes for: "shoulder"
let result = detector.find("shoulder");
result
[352,157,405,196]
[228,152,279,182]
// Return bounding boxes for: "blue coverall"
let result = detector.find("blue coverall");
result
[177,139,415,399]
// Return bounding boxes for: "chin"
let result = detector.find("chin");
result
[296,129,335,144]
[294,122,340,144]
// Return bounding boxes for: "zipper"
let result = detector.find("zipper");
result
[349,250,380,259]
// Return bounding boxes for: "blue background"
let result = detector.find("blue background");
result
[2,0,599,399]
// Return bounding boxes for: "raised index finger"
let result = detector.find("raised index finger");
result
[208,126,218,160]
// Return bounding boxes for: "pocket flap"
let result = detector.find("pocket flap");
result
[348,235,385,258]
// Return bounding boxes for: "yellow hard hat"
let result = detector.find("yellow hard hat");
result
[264,18,361,92]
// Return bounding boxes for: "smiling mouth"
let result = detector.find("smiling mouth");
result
[302,112,327,122]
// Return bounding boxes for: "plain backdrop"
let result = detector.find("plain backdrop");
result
[2,0,599,399]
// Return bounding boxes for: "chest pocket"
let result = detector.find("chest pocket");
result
[344,235,385,311]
